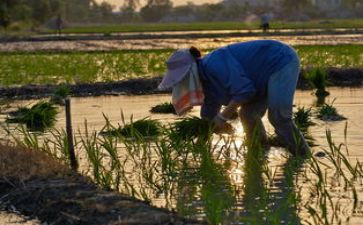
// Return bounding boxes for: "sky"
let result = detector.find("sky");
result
[96,0,220,9]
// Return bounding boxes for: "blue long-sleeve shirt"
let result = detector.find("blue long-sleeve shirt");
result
[199,40,298,119]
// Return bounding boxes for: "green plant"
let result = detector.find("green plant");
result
[150,102,176,114]
[169,117,214,140]
[1,45,363,86]
[6,101,58,131]
[101,117,162,138]
[316,101,346,121]
[305,68,330,97]
[50,85,71,105]
[293,107,315,131]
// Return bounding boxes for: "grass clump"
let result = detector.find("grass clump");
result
[170,117,214,140]
[6,101,58,131]
[101,117,162,138]
[316,101,346,121]
[293,107,315,131]
[50,85,71,105]
[305,68,330,97]
[150,102,176,114]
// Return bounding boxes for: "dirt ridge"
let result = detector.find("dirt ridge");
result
[0,67,362,100]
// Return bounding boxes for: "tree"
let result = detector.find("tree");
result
[281,0,311,14]
[0,1,11,29]
[30,0,52,24]
[140,0,172,22]
[120,0,140,22]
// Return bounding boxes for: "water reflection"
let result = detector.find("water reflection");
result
[3,87,363,224]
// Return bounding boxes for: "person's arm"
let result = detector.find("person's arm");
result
[200,95,222,120]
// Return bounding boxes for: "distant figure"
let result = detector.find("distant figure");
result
[260,14,270,33]
[56,14,63,35]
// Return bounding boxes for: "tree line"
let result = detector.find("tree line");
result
[1,0,362,30]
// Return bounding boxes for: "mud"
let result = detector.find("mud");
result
[0,68,362,100]
[0,178,204,225]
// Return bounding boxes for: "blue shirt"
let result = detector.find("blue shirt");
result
[199,40,298,119]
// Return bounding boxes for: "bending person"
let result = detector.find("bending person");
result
[158,40,309,156]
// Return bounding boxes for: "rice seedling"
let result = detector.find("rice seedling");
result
[150,102,176,114]
[6,101,58,131]
[169,117,214,141]
[50,85,71,105]
[293,106,315,131]
[316,101,346,121]
[1,45,363,86]
[305,68,330,97]
[2,113,363,224]
[101,117,162,138]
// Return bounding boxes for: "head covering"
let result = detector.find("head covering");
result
[171,62,204,116]
[158,49,195,90]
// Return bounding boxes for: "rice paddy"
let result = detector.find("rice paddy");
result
[1,22,363,223]
[0,45,362,86]
[2,113,362,224]
[60,19,363,34]
[0,87,362,224]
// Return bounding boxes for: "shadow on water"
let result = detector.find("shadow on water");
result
[173,130,307,224]
[239,134,305,225]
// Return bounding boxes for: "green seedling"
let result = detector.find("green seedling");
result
[316,101,346,121]
[305,68,330,97]
[6,101,58,131]
[294,107,315,131]
[169,117,214,140]
[50,85,71,105]
[3,117,363,225]
[101,117,162,138]
[150,102,176,114]
[1,45,363,87]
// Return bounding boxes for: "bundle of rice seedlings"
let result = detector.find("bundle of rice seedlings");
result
[150,102,176,114]
[293,107,315,131]
[317,102,346,121]
[170,117,214,140]
[305,68,330,97]
[6,101,58,131]
[50,85,70,105]
[101,118,162,138]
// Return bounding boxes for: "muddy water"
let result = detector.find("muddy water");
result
[4,87,363,224]
[1,34,363,52]
[19,87,360,157]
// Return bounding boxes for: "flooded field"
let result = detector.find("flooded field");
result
[2,87,363,224]
[1,34,363,52]
[5,87,360,153]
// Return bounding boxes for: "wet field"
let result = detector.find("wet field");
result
[1,28,363,223]
[2,87,363,224]
[1,33,363,52]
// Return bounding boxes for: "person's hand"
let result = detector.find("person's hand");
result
[212,115,234,135]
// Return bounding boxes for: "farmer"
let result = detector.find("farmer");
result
[158,40,309,156]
